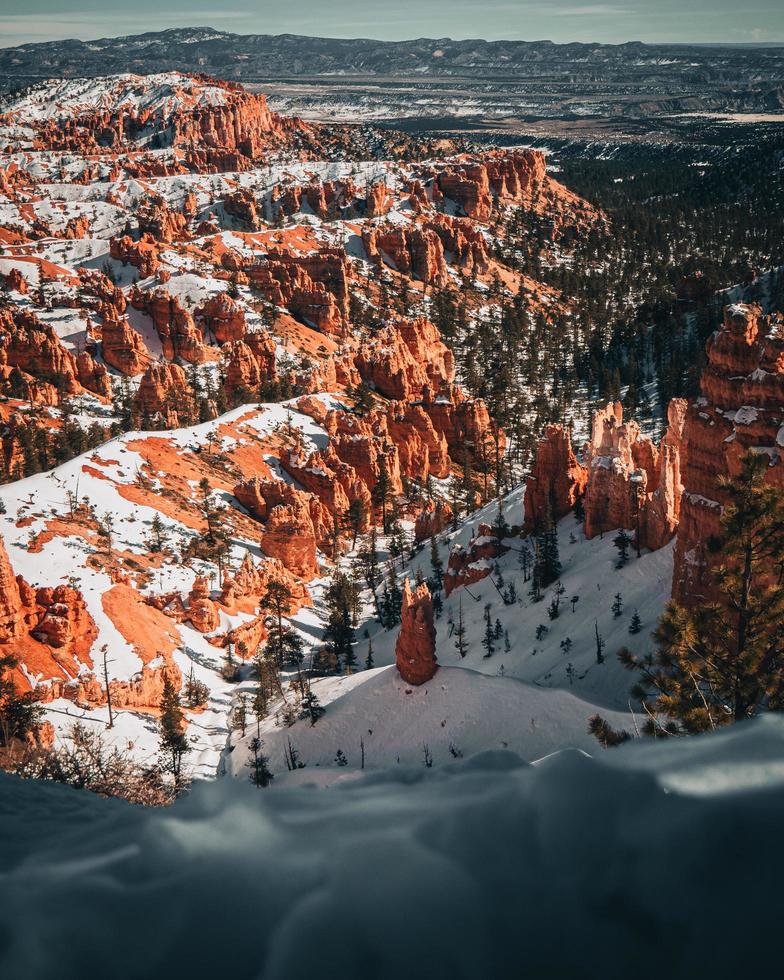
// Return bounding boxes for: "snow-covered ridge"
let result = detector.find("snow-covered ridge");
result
[0,72,233,124]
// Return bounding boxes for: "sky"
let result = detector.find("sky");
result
[0,0,783,48]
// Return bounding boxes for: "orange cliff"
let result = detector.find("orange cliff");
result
[523,424,587,533]
[523,400,686,555]
[672,304,784,604]
[395,579,438,686]
[0,533,98,693]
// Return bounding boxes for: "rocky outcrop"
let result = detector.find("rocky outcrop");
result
[260,499,320,580]
[283,444,373,530]
[0,309,108,401]
[0,534,97,686]
[366,180,392,217]
[386,402,451,481]
[100,305,151,375]
[524,425,587,533]
[136,362,192,426]
[237,477,324,578]
[434,150,547,221]
[137,195,188,242]
[423,385,502,464]
[130,286,209,363]
[244,246,350,336]
[395,579,437,686]
[672,304,784,603]
[220,552,308,615]
[197,292,246,343]
[582,403,651,540]
[444,524,507,597]
[414,499,454,542]
[0,533,26,642]
[427,214,491,276]
[31,585,97,653]
[187,575,220,633]
[75,660,182,711]
[109,234,159,279]
[20,74,303,170]
[362,224,447,285]
[224,189,260,230]
[223,332,276,400]
[354,317,454,401]
[638,399,687,553]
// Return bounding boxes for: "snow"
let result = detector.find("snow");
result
[2,715,784,978]
[228,664,631,773]
[732,406,759,425]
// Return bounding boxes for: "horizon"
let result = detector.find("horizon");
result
[1,0,783,49]
[5,26,784,51]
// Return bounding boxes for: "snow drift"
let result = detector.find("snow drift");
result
[3,717,784,979]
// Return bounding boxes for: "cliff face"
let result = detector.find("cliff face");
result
[395,579,438,685]
[0,533,97,689]
[523,425,587,533]
[432,151,547,221]
[9,74,305,170]
[672,304,784,604]
[523,402,685,557]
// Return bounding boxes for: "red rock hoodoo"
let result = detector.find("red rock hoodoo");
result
[395,578,438,686]
[672,303,784,604]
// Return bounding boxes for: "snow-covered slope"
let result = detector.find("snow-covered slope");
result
[228,664,633,776]
[3,716,784,979]
[1,410,675,779]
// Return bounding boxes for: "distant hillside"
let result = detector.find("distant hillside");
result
[0,26,781,89]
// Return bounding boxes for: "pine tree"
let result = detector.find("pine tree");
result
[629,610,642,634]
[594,621,605,664]
[381,565,402,628]
[613,529,631,568]
[588,715,631,747]
[148,512,168,553]
[299,676,325,725]
[322,570,357,671]
[247,736,273,787]
[612,593,623,618]
[540,525,561,586]
[613,452,784,735]
[358,527,382,620]
[0,654,43,748]
[429,534,444,591]
[372,454,393,533]
[454,596,468,658]
[482,606,495,658]
[158,673,189,785]
[365,639,374,670]
[345,497,367,549]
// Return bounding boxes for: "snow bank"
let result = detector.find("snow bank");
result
[3,717,784,979]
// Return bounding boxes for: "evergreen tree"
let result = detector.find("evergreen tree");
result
[381,565,403,629]
[0,654,43,748]
[322,570,357,671]
[372,454,393,533]
[158,673,189,785]
[454,596,468,658]
[429,534,444,591]
[629,610,642,634]
[365,638,375,670]
[613,529,631,568]
[610,452,784,736]
[482,606,495,658]
[247,736,273,787]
